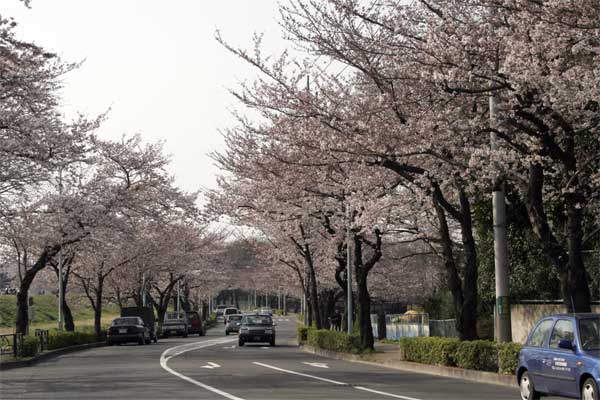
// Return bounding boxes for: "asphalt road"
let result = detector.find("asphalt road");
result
[0,318,555,400]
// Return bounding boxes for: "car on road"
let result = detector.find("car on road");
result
[517,313,600,400]
[223,307,240,324]
[238,313,276,346]
[162,312,188,338]
[186,311,205,336]
[216,305,232,322]
[107,317,151,345]
[121,306,158,343]
[225,314,243,335]
[258,307,273,316]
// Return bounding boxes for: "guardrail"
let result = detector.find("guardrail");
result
[0,333,23,358]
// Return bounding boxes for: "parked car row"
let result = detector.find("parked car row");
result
[107,308,205,345]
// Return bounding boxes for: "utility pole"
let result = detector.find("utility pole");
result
[57,166,64,332]
[490,90,512,342]
[176,280,181,314]
[347,207,353,335]
[142,271,146,308]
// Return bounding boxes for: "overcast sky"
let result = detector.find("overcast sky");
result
[4,0,292,194]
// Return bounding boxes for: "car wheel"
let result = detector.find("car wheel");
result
[154,336,158,343]
[519,371,540,400]
[183,333,188,338]
[583,378,599,400]
[270,339,275,347]
[225,331,229,336]
[238,340,244,347]
[145,337,151,345]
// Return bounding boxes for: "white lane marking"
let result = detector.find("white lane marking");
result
[223,345,236,349]
[355,386,422,400]
[160,338,244,400]
[201,362,221,369]
[261,346,270,349]
[253,362,424,400]
[253,362,346,385]
[302,362,330,369]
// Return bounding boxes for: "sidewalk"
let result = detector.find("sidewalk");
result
[302,340,516,389]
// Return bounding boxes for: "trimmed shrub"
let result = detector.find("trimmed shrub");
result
[307,329,359,353]
[454,340,498,372]
[399,337,522,374]
[399,337,459,366]
[20,336,40,358]
[297,325,309,343]
[497,342,523,375]
[47,330,104,350]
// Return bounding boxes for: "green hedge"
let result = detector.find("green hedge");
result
[307,329,359,353]
[399,337,523,374]
[48,330,105,350]
[20,336,40,358]
[298,325,309,343]
[454,340,498,372]
[497,342,523,374]
[400,337,459,366]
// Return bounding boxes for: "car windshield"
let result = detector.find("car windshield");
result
[579,318,600,350]
[228,315,242,322]
[165,312,184,320]
[243,315,273,326]
[112,317,139,326]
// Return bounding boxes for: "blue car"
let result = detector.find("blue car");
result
[517,313,600,400]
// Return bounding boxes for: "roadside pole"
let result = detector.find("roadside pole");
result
[347,208,353,335]
[176,280,181,314]
[142,272,146,307]
[490,90,512,342]
[57,166,64,332]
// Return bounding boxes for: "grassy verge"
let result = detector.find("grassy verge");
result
[0,294,120,334]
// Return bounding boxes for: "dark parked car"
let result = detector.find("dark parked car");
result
[162,312,188,338]
[238,314,276,346]
[186,311,205,336]
[225,314,243,335]
[121,306,158,343]
[107,317,151,345]
[517,313,600,400]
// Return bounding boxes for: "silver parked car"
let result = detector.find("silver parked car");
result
[225,314,243,335]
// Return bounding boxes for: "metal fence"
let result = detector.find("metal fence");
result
[429,319,458,338]
[35,329,49,352]
[0,333,23,359]
[385,313,430,340]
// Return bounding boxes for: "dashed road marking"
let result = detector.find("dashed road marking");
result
[252,362,423,400]
[302,362,329,369]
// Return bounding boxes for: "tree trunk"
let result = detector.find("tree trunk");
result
[94,273,104,340]
[433,200,477,341]
[16,246,60,334]
[354,238,374,351]
[458,189,478,341]
[62,298,75,332]
[526,163,591,312]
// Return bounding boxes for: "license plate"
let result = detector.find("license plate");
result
[254,336,261,341]
[171,330,177,334]
[119,329,127,334]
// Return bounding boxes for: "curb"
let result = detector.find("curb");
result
[0,342,106,371]
[301,345,516,389]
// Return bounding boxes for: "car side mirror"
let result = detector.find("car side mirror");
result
[272,323,277,326]
[558,339,574,351]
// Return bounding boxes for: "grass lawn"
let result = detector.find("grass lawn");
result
[0,294,120,334]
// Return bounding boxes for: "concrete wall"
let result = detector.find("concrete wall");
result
[510,303,600,343]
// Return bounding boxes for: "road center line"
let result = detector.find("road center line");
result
[253,362,424,400]
[160,338,244,400]
[253,362,346,385]
[355,386,423,400]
